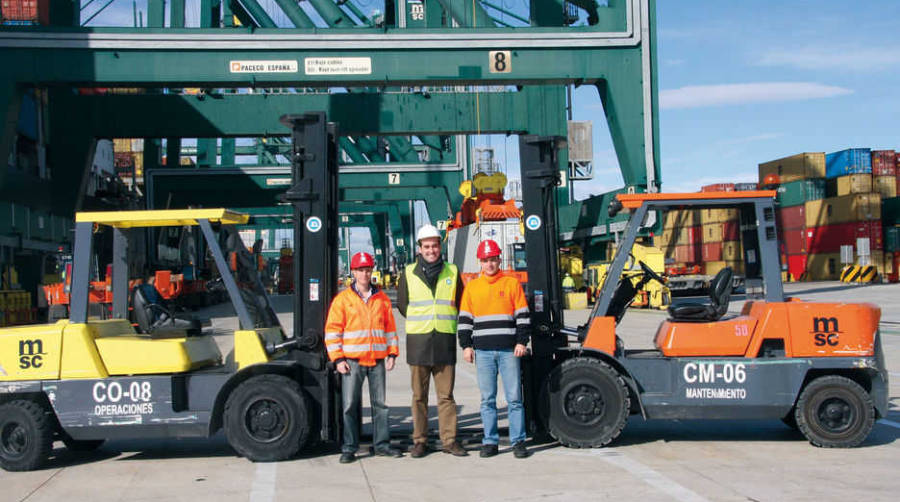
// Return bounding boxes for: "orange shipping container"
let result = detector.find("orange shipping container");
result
[702,223,723,243]
[722,241,742,261]
[758,152,826,185]
[874,175,897,198]
[699,208,739,225]
[804,194,881,227]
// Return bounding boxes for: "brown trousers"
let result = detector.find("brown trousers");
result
[410,364,457,447]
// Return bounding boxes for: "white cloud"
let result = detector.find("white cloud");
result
[660,82,853,110]
[758,46,900,71]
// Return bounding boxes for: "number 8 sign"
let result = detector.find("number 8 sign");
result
[489,51,511,73]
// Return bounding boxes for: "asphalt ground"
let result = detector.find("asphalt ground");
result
[3,281,898,501]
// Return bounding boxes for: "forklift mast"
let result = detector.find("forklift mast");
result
[280,113,340,353]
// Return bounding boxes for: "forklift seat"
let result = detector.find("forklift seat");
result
[667,267,733,322]
[132,285,202,337]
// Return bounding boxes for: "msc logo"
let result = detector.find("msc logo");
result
[812,317,840,346]
[19,339,46,369]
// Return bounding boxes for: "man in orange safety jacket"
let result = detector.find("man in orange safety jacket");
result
[325,252,402,463]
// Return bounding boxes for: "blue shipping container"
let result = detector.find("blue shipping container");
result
[826,148,872,178]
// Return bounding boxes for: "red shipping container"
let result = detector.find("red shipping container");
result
[674,243,701,264]
[872,150,897,176]
[777,205,806,231]
[807,221,883,253]
[1,0,37,21]
[782,228,807,254]
[786,254,808,279]
[722,221,740,240]
[702,242,722,262]
[701,183,735,193]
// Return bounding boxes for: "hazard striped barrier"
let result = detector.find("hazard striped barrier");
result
[840,264,878,283]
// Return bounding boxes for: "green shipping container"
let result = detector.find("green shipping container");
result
[776,179,826,207]
[883,197,900,226]
[886,227,900,253]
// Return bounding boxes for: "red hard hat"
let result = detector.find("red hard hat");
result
[477,239,502,259]
[350,252,375,269]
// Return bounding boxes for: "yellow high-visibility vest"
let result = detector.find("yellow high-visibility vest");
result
[405,263,458,334]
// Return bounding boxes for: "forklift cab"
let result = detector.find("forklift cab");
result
[587,192,783,357]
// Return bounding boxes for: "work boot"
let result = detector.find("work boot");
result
[442,441,469,457]
[410,442,428,458]
[512,441,530,459]
[479,444,498,458]
[339,452,356,464]
[374,446,404,458]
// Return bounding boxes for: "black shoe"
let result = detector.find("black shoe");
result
[374,446,403,458]
[442,441,469,457]
[339,452,356,464]
[410,442,428,458]
[479,444,498,458]
[512,441,530,459]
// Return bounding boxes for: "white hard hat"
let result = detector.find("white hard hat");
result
[416,224,441,243]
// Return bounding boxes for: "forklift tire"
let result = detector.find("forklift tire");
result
[224,375,311,462]
[540,357,630,448]
[795,375,874,448]
[0,400,55,472]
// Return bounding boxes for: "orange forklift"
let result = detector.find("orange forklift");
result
[517,137,888,449]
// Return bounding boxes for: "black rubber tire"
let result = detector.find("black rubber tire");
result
[61,432,105,453]
[795,375,874,448]
[0,400,55,471]
[224,375,311,462]
[540,357,630,448]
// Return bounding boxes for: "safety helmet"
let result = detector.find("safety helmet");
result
[416,224,441,243]
[476,239,502,259]
[761,173,780,187]
[350,252,375,269]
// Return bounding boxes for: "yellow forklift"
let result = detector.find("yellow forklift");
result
[0,113,341,471]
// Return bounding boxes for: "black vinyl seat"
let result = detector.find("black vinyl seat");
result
[668,267,734,322]
[132,285,202,336]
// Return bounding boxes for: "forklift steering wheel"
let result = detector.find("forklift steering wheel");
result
[639,261,665,284]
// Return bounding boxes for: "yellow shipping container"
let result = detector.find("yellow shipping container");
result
[705,260,744,276]
[804,194,881,227]
[807,253,842,280]
[702,223,723,243]
[722,241,742,261]
[699,208,739,225]
[663,209,701,229]
[134,154,143,177]
[758,152,826,185]
[834,174,872,196]
[565,292,588,310]
[874,175,897,198]
[676,226,701,245]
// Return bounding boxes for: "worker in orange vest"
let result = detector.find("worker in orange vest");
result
[458,239,531,459]
[325,252,402,463]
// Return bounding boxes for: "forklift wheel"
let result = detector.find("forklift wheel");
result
[540,358,630,448]
[0,400,54,472]
[795,375,875,448]
[224,375,311,462]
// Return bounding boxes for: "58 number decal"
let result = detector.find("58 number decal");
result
[489,51,511,73]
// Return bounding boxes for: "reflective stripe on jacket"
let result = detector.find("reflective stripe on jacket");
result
[457,272,530,350]
[324,286,399,366]
[404,262,459,335]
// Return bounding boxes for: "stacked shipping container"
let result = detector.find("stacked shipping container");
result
[761,149,897,281]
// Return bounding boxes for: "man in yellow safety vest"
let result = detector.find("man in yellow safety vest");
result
[397,224,468,457]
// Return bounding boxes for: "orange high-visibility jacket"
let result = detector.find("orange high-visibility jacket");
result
[325,285,399,366]
[457,272,530,350]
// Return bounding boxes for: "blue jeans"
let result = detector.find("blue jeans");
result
[475,348,525,445]
[341,359,390,453]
